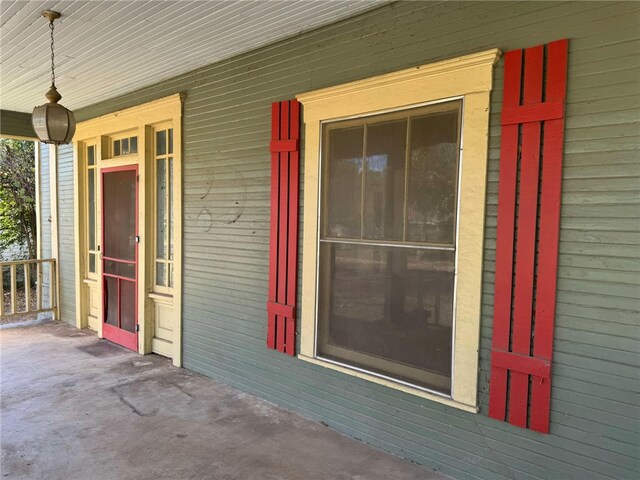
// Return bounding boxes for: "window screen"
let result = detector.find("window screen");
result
[317,101,462,394]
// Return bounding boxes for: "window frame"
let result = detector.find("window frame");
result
[297,49,501,412]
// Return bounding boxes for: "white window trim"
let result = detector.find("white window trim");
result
[296,49,501,412]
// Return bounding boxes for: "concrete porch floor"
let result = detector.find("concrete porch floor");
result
[1,321,448,480]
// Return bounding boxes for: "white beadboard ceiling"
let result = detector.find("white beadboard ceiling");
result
[0,0,387,113]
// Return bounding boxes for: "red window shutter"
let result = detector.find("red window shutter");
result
[267,99,301,356]
[489,39,568,433]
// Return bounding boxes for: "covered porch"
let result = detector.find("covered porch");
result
[0,320,445,480]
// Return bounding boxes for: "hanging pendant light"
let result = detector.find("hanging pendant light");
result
[31,10,75,145]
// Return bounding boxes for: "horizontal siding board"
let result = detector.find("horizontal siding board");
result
[59,2,640,478]
[553,342,639,369]
[557,253,640,271]
[38,143,51,307]
[556,316,640,339]
[552,376,640,408]
[555,326,639,350]
[556,301,640,325]
[553,350,639,380]
[551,402,640,441]
[551,359,639,391]
[556,291,639,312]
[559,191,640,205]
[556,278,639,298]
[554,386,639,422]
[562,135,639,154]
[56,145,75,325]
[563,152,639,168]
[562,177,640,193]
[557,267,639,287]
[551,204,637,217]
[566,128,640,148]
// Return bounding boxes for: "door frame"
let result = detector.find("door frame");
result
[101,164,139,351]
[72,94,184,366]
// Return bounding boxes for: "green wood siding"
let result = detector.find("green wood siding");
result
[57,145,75,325]
[0,110,35,139]
[37,144,73,320]
[38,143,51,308]
[66,2,639,478]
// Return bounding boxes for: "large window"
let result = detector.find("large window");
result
[318,102,461,393]
[298,49,500,410]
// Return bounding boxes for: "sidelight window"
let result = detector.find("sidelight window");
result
[154,128,174,290]
[86,144,98,275]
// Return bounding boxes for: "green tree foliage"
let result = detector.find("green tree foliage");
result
[0,139,36,260]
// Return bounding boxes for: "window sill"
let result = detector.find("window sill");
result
[298,354,478,413]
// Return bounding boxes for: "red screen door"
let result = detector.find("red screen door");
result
[101,165,138,351]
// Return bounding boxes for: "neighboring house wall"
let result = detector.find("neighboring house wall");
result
[0,243,27,261]
[57,2,639,479]
[57,144,75,324]
[0,110,35,139]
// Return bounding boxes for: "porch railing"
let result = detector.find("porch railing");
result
[0,259,58,321]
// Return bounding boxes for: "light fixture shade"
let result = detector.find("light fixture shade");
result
[32,100,76,145]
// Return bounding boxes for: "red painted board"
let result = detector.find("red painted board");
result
[491,350,551,379]
[508,45,544,429]
[285,101,301,355]
[501,101,564,125]
[276,151,289,353]
[267,102,280,350]
[489,39,568,433]
[267,99,301,356]
[488,47,522,422]
[529,39,569,433]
